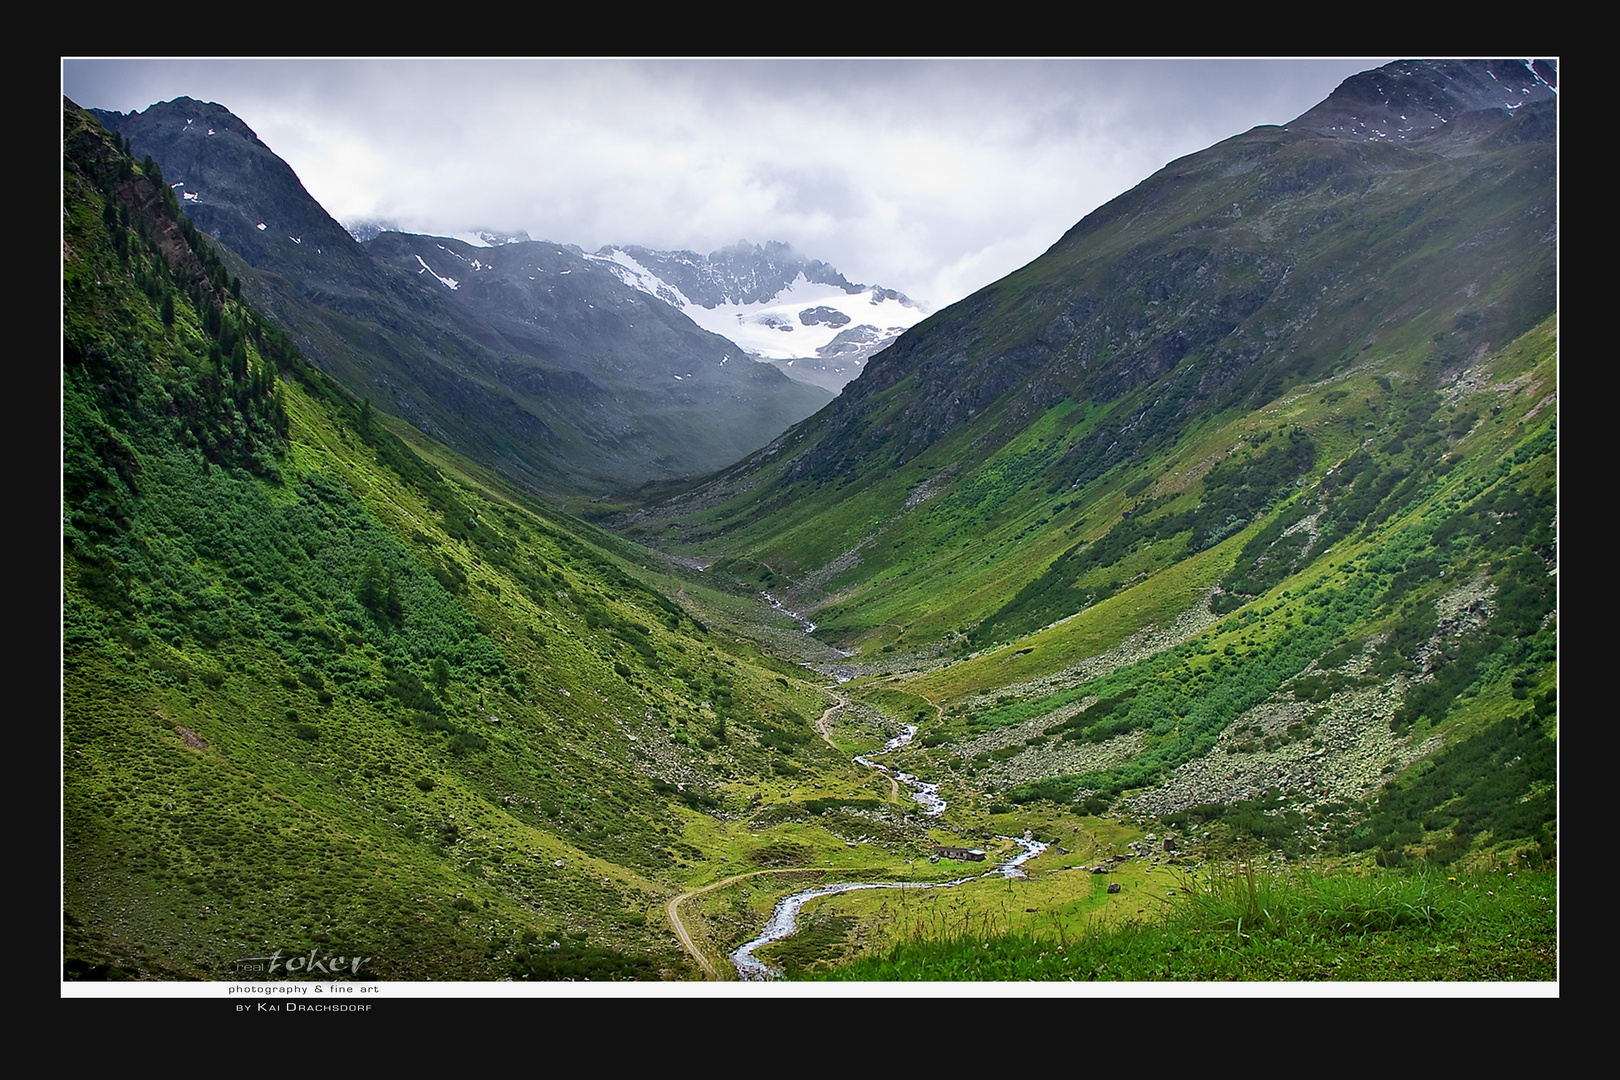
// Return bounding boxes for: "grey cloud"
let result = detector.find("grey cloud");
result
[64,58,1396,308]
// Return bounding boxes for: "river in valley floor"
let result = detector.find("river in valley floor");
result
[855,724,945,816]
[730,720,1049,980]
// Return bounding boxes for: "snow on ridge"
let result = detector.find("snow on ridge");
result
[415,255,460,290]
[1524,59,1557,94]
[586,247,695,308]
[684,272,925,360]
[433,244,487,272]
[586,250,928,361]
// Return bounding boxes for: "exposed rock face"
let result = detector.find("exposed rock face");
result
[1291,58,1556,143]
[91,97,362,281]
[799,305,852,328]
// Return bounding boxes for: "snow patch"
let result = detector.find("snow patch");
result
[414,255,460,290]
[598,258,926,361]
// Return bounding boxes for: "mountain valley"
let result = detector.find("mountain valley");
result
[88,97,833,497]
[62,59,1557,984]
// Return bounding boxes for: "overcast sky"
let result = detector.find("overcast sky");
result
[63,58,1396,310]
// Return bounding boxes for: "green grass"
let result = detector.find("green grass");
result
[805,863,1557,981]
[63,109,899,981]
[66,98,1558,983]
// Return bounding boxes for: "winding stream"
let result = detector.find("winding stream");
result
[761,591,860,683]
[855,725,946,817]
[729,836,1048,980]
[761,592,817,634]
[729,720,1049,980]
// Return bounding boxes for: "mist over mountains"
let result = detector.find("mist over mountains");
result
[677,57,1557,507]
[615,55,1556,871]
[64,58,1556,985]
[89,97,837,495]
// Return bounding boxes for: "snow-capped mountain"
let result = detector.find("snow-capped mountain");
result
[96,96,834,493]
[586,241,929,393]
[346,220,534,249]
[343,219,405,243]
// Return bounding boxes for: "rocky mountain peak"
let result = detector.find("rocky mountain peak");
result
[1290,58,1556,143]
[93,96,270,151]
[94,96,363,279]
[600,240,858,309]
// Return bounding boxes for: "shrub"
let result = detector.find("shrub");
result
[447,731,488,756]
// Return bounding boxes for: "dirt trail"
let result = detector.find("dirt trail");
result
[670,688,944,977]
[816,692,903,803]
[666,867,848,980]
[813,694,847,752]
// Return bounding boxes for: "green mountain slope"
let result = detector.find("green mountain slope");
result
[64,101,867,980]
[612,59,1556,871]
[62,59,1557,983]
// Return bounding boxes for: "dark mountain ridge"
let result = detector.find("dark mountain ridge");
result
[1289,57,1556,142]
[653,59,1554,515]
[92,97,830,496]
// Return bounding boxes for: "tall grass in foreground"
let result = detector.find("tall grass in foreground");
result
[805,865,1556,981]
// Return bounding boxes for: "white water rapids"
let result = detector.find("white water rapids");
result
[855,724,946,817]
[729,720,1049,980]
[761,591,816,634]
